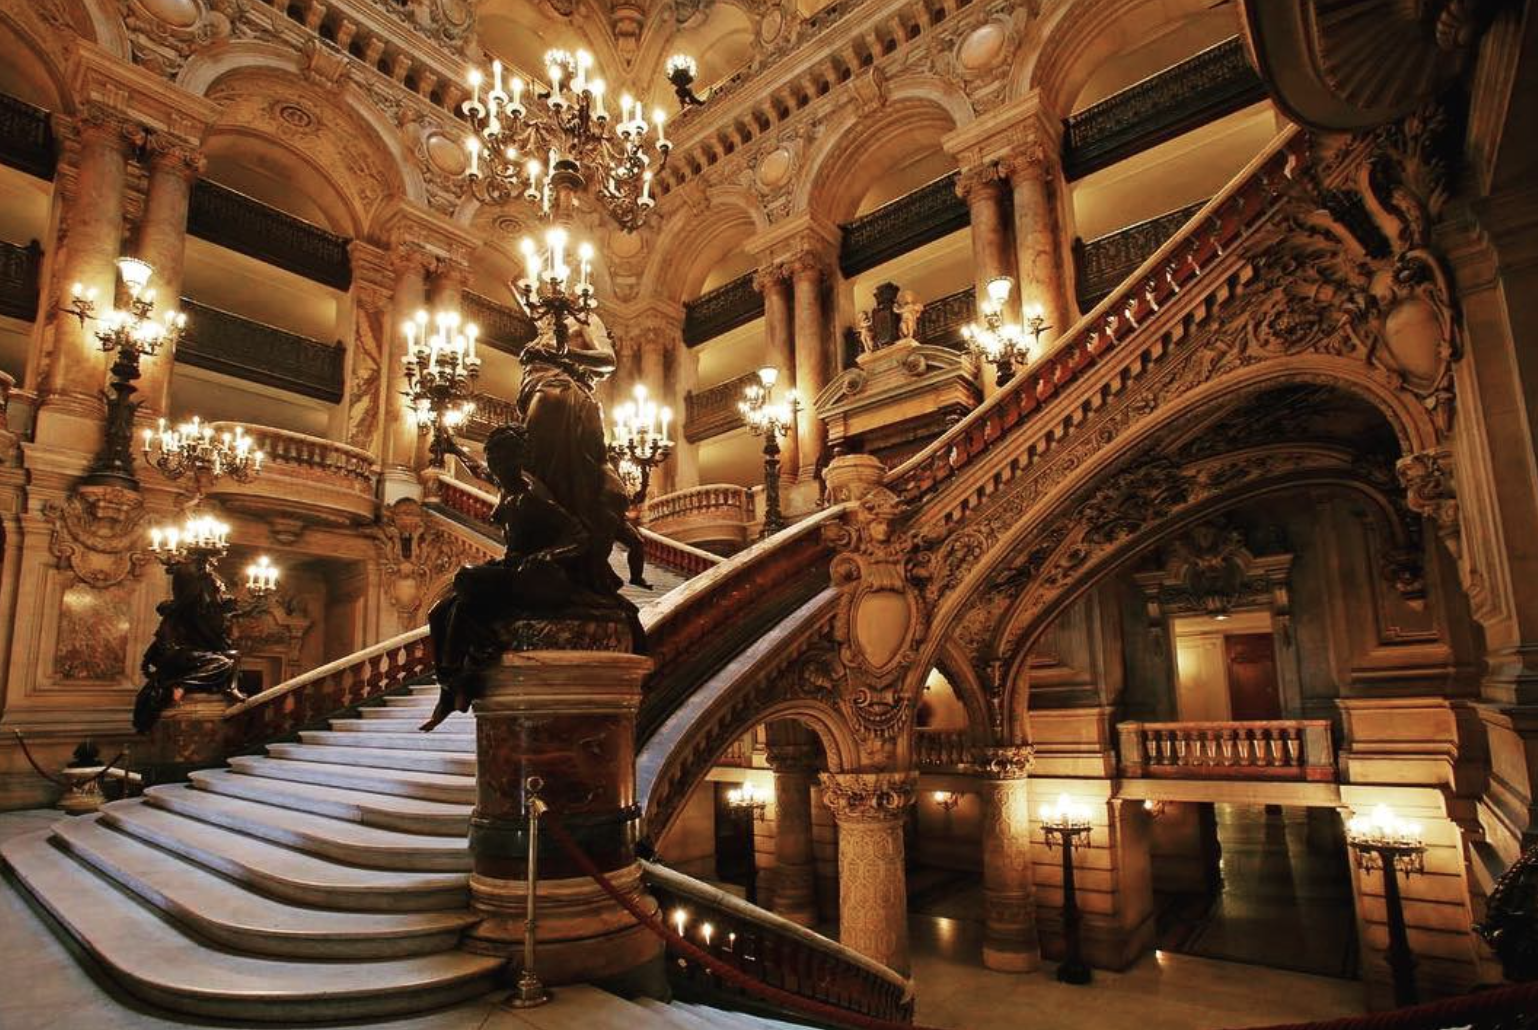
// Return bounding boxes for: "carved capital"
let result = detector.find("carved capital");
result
[388,242,437,283]
[999,139,1055,184]
[143,131,205,180]
[818,771,917,823]
[954,162,1007,204]
[350,241,395,313]
[752,262,793,294]
[1396,446,1460,556]
[765,742,820,774]
[788,248,830,283]
[971,744,1035,780]
[72,104,146,154]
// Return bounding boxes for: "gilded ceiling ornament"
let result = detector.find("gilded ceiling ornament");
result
[45,485,153,589]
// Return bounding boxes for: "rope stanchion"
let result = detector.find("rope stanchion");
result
[540,804,1538,1030]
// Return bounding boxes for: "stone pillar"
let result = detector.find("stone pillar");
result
[134,134,204,418]
[342,242,394,454]
[36,108,142,443]
[765,737,819,927]
[819,770,916,974]
[381,246,431,503]
[754,264,798,478]
[976,746,1042,972]
[956,165,1018,318]
[790,254,830,482]
[1004,148,1071,344]
[428,256,468,311]
[466,650,663,987]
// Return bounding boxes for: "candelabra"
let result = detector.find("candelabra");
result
[725,781,770,820]
[63,257,189,488]
[402,309,482,467]
[739,367,799,538]
[142,415,264,502]
[147,512,230,566]
[245,555,279,597]
[607,384,674,504]
[665,54,707,108]
[461,48,693,231]
[1040,794,1094,985]
[1347,804,1428,1007]
[961,277,1049,388]
[514,226,599,351]
[932,790,962,813]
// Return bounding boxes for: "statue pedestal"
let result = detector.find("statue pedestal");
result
[465,650,663,989]
[148,695,229,775]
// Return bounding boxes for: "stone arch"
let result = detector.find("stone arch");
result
[0,4,81,109]
[929,637,995,745]
[641,190,764,304]
[795,87,968,224]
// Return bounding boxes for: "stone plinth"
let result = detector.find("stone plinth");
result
[147,695,230,773]
[465,650,663,988]
[814,342,980,467]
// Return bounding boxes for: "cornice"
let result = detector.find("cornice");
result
[743,212,841,266]
[68,39,219,142]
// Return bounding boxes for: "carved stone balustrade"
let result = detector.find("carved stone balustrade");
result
[463,392,519,442]
[1073,201,1206,311]
[202,422,377,526]
[914,728,970,771]
[1117,720,1336,782]
[816,341,980,468]
[683,273,763,348]
[0,91,55,180]
[0,239,41,322]
[461,291,535,355]
[683,370,761,444]
[1063,36,1266,180]
[644,484,757,554]
[179,298,346,402]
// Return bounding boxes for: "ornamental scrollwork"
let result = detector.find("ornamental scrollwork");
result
[45,485,153,589]
[818,771,918,823]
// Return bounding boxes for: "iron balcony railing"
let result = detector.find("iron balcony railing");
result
[683,272,763,348]
[188,181,352,290]
[178,298,345,403]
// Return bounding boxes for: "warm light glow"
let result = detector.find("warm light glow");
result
[985,275,1013,308]
[1039,793,1092,828]
[116,257,154,294]
[666,54,698,79]
[1346,804,1424,848]
[245,555,279,594]
[671,908,687,936]
[757,366,779,388]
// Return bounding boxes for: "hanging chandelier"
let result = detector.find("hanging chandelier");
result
[961,277,1050,388]
[143,415,264,492]
[461,48,691,231]
[403,308,482,467]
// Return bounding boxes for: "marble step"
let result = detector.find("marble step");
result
[190,767,470,836]
[384,696,442,708]
[356,705,472,724]
[51,815,476,959]
[0,831,500,1022]
[485,985,675,1030]
[677,1002,810,1029]
[99,800,468,911]
[301,729,477,753]
[331,716,476,734]
[635,998,719,1029]
[268,742,477,777]
[147,784,470,871]
[227,754,477,805]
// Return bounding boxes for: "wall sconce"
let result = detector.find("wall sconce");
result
[932,790,961,813]
[726,781,769,820]
[1143,799,1168,820]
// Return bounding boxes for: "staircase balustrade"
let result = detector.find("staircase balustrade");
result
[1117,719,1336,782]
[914,729,970,771]
[210,422,375,488]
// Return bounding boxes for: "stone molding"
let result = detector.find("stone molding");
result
[972,744,1036,780]
[818,770,918,823]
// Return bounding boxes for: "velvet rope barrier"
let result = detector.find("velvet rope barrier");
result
[542,806,1538,1030]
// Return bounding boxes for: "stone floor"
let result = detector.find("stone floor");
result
[1,809,1367,1029]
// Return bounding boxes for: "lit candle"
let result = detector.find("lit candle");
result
[150,527,162,551]
[672,909,687,937]
[520,238,539,286]
[660,406,672,443]
[491,59,503,97]
[467,67,482,108]
[591,79,606,120]
[620,93,633,127]
[510,75,524,110]
[577,241,593,290]
[466,136,481,177]
[465,323,479,364]
[640,170,653,205]
[653,108,666,146]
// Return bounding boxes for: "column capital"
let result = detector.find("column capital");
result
[819,770,917,823]
[765,742,820,774]
[349,240,396,312]
[954,162,1009,204]
[67,40,218,142]
[65,103,145,154]
[143,130,206,180]
[375,198,481,269]
[972,744,1035,780]
[752,262,793,294]
[744,212,840,273]
[944,89,1061,183]
[387,240,438,282]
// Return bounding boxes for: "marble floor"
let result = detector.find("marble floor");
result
[1,810,1366,1030]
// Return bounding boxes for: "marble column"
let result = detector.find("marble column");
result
[381,246,431,502]
[765,737,819,927]
[819,770,917,974]
[956,164,1018,319]
[790,254,830,482]
[134,135,204,418]
[428,256,468,311]
[975,746,1042,972]
[38,108,142,441]
[753,264,798,478]
[466,649,663,985]
[1004,150,1071,344]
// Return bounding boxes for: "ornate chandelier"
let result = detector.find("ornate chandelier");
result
[143,416,264,493]
[148,512,230,566]
[739,367,799,537]
[961,277,1049,387]
[403,308,482,467]
[607,383,673,504]
[245,554,280,597]
[461,49,684,231]
[515,227,597,347]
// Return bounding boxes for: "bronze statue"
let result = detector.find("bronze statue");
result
[422,321,647,732]
[1478,842,1538,983]
[132,557,248,733]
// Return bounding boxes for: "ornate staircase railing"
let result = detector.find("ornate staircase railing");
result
[1117,719,1336,782]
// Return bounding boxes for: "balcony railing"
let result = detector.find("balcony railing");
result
[0,92,55,180]
[203,421,376,524]
[463,392,518,442]
[915,728,969,771]
[839,171,969,278]
[462,290,535,354]
[188,181,352,290]
[683,272,763,348]
[645,484,756,526]
[1063,37,1266,180]
[913,286,976,350]
[643,860,913,1026]
[1117,720,1336,782]
[214,422,374,487]
[178,298,346,403]
[684,370,760,443]
[0,239,41,322]
[1073,200,1207,311]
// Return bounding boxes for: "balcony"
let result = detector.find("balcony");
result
[1073,200,1206,311]
[463,392,518,443]
[839,171,969,278]
[0,239,41,322]
[462,290,535,355]
[178,298,346,403]
[915,729,969,772]
[644,484,756,554]
[683,273,763,348]
[912,286,975,350]
[1117,720,1336,782]
[683,370,759,444]
[1063,37,1266,180]
[0,92,55,180]
[188,181,352,290]
[202,422,377,527]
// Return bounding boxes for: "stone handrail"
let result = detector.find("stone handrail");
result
[221,627,432,754]
[641,859,914,1024]
[914,728,970,770]
[885,125,1305,507]
[207,422,376,490]
[644,484,756,525]
[1117,719,1336,782]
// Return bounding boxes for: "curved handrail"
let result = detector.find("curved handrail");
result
[884,124,1304,501]
[644,483,756,524]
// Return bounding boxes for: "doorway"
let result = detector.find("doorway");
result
[1171,610,1282,721]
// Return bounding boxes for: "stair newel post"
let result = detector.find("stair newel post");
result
[504,774,550,1009]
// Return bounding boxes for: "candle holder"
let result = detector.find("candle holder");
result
[402,308,482,468]
[739,367,799,538]
[932,790,962,813]
[142,415,264,502]
[666,54,707,108]
[725,781,769,821]
[514,227,599,353]
[607,383,674,505]
[962,277,1049,389]
[147,512,231,567]
[244,555,279,597]
[1040,794,1094,985]
[1346,805,1428,1007]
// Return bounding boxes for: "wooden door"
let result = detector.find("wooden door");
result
[1224,633,1281,720]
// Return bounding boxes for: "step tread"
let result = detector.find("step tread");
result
[301,729,477,752]
[491,984,675,1029]
[267,742,476,775]
[331,717,475,734]
[227,755,476,803]
[52,815,475,948]
[0,831,500,1012]
[147,784,469,868]
[99,800,467,906]
[193,767,471,818]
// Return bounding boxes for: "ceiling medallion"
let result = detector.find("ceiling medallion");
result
[270,99,320,135]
